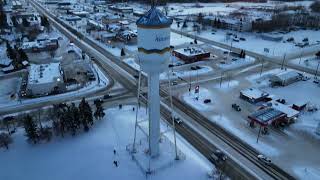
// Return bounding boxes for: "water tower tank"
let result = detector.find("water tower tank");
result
[136,7,173,74]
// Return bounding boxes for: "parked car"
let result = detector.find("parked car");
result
[204,99,211,104]
[103,94,112,99]
[232,103,241,111]
[174,117,182,125]
[257,154,272,165]
[171,81,178,86]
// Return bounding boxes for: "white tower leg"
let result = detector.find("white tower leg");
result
[148,73,160,158]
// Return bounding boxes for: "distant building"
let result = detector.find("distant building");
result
[12,0,22,10]
[270,70,302,86]
[115,30,137,44]
[27,63,65,96]
[173,47,210,63]
[240,88,270,103]
[87,19,104,31]
[21,38,59,53]
[109,5,133,13]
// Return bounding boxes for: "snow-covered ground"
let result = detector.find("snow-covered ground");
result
[123,57,213,81]
[217,56,255,70]
[182,88,215,112]
[194,29,320,58]
[291,56,320,71]
[160,66,213,80]
[0,105,213,180]
[293,167,320,180]
[0,77,21,105]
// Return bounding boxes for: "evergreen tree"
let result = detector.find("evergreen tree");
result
[23,115,39,144]
[11,16,17,27]
[316,51,320,58]
[18,49,28,61]
[22,18,30,27]
[70,103,81,129]
[6,41,15,60]
[0,2,7,29]
[40,16,50,30]
[94,99,105,120]
[79,98,92,132]
[0,133,12,149]
[120,48,125,56]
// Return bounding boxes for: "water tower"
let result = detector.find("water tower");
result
[136,5,173,158]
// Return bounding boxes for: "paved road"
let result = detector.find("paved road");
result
[27,1,296,179]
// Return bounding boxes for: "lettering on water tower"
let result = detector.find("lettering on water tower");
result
[155,35,169,42]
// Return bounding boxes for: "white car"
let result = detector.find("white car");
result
[257,154,272,165]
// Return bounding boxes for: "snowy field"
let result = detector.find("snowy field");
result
[167,1,314,17]
[0,105,213,180]
[160,66,213,80]
[291,56,320,71]
[194,29,320,58]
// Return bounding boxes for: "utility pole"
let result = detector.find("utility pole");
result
[314,60,320,79]
[260,58,264,77]
[281,53,286,70]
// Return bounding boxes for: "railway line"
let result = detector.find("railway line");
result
[28,1,295,179]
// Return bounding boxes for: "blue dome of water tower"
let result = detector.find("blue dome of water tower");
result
[136,7,173,27]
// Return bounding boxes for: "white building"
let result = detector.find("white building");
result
[27,63,64,96]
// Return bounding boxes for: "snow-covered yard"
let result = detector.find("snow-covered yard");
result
[0,77,21,105]
[0,105,213,180]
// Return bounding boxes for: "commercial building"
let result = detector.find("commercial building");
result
[270,70,302,86]
[27,63,64,96]
[240,88,270,103]
[173,47,210,63]
[21,38,59,53]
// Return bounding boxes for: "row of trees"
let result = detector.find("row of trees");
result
[0,98,106,149]
[310,1,320,13]
[252,12,320,32]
